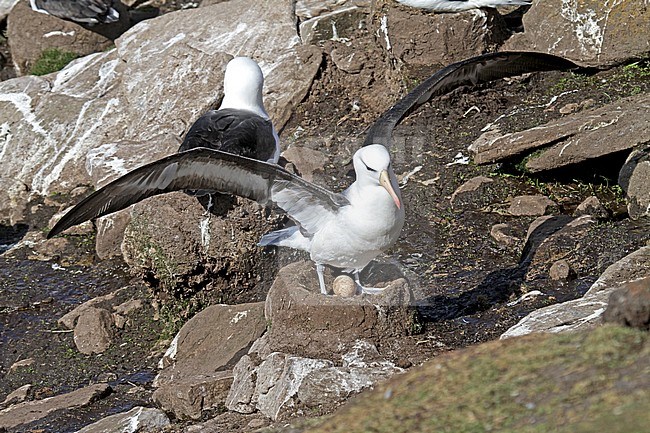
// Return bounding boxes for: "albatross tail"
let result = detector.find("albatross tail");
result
[258,226,310,251]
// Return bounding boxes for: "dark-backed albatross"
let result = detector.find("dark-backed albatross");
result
[30,0,120,24]
[395,0,531,12]
[48,51,577,295]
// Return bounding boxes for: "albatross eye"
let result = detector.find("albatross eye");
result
[362,161,377,173]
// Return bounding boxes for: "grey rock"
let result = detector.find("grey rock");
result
[619,146,650,220]
[227,339,402,420]
[574,196,609,219]
[469,94,650,171]
[503,0,650,67]
[73,307,113,354]
[75,406,170,433]
[502,246,650,338]
[508,195,556,216]
[2,384,31,406]
[0,383,110,429]
[153,303,266,419]
[602,276,650,330]
[375,6,509,68]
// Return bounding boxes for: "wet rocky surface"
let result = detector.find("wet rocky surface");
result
[1,0,650,432]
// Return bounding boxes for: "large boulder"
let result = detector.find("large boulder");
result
[504,0,650,67]
[468,93,650,172]
[264,261,418,359]
[373,1,510,70]
[152,302,267,419]
[0,0,321,227]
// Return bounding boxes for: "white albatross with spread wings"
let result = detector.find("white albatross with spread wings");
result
[48,52,577,295]
[396,0,531,12]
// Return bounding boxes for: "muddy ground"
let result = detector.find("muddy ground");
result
[1,6,650,433]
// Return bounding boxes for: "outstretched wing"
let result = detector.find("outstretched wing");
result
[364,51,578,146]
[47,148,348,239]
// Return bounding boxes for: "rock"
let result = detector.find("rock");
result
[264,261,417,360]
[95,211,131,259]
[331,45,367,74]
[333,275,356,297]
[469,93,650,171]
[294,0,370,20]
[6,0,127,75]
[503,0,650,67]
[113,298,142,315]
[450,175,494,208]
[521,215,595,281]
[0,0,19,21]
[619,145,650,220]
[226,339,402,420]
[490,223,519,248]
[573,196,609,219]
[153,303,266,419]
[9,358,34,372]
[75,406,170,433]
[0,0,321,229]
[299,6,368,44]
[548,259,574,281]
[0,383,110,429]
[502,246,650,338]
[152,372,234,420]
[2,384,31,406]
[59,290,122,329]
[73,307,113,354]
[508,195,556,216]
[121,193,283,305]
[374,5,510,69]
[281,145,329,182]
[602,276,650,330]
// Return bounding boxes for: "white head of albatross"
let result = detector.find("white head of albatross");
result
[219,57,269,120]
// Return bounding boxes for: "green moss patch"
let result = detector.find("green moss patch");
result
[30,49,80,76]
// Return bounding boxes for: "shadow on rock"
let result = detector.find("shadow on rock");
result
[0,223,28,254]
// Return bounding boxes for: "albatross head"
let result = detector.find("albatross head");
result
[353,144,402,209]
[219,56,269,119]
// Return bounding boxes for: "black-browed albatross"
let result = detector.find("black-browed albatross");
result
[29,0,121,25]
[48,52,577,295]
[395,0,531,12]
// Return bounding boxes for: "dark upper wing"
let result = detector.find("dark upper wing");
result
[179,108,277,162]
[47,148,348,238]
[363,51,578,146]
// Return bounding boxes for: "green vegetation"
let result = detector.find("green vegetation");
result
[30,48,79,76]
[301,325,649,433]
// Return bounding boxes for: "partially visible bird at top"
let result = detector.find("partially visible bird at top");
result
[395,0,532,12]
[29,0,120,25]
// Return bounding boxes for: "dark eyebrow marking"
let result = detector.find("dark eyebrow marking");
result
[361,160,377,172]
